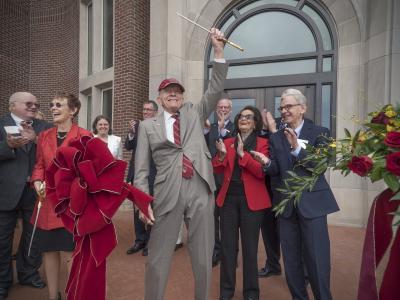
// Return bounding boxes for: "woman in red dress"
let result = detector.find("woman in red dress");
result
[31,93,91,300]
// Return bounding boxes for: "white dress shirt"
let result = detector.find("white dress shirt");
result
[164,111,177,143]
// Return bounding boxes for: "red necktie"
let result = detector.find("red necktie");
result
[172,114,194,179]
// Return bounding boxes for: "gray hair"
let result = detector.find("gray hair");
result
[281,88,307,106]
[9,92,36,104]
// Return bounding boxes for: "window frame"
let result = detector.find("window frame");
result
[205,0,338,135]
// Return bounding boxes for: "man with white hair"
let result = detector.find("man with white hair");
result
[0,92,51,299]
[252,88,339,300]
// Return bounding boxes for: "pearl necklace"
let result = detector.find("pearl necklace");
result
[57,131,67,139]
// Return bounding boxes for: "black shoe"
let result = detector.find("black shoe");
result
[126,243,145,255]
[174,243,183,251]
[20,277,46,289]
[0,287,8,299]
[212,252,220,267]
[258,267,281,278]
[142,247,148,256]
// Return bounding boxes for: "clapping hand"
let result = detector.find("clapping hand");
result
[284,128,299,150]
[262,109,277,133]
[129,120,137,135]
[217,110,226,130]
[215,138,227,161]
[250,150,270,166]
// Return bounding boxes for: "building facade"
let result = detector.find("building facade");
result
[1,0,399,226]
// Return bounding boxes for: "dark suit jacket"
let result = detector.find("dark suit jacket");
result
[266,118,339,219]
[0,114,51,211]
[205,120,234,189]
[125,121,140,183]
[125,121,156,195]
[205,120,234,158]
[213,137,271,211]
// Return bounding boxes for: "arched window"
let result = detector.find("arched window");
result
[206,0,337,134]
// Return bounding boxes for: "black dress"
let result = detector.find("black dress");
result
[36,132,74,252]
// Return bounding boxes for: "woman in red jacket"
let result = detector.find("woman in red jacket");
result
[213,106,271,300]
[31,93,91,300]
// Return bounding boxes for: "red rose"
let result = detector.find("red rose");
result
[347,156,373,177]
[386,152,400,176]
[384,132,400,148]
[371,112,390,125]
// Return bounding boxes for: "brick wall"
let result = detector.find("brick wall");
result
[0,0,79,120]
[29,0,79,120]
[0,0,30,115]
[113,0,150,162]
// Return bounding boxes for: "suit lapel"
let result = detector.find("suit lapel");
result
[298,119,313,141]
[179,107,188,146]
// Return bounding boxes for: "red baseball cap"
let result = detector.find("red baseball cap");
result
[158,78,185,92]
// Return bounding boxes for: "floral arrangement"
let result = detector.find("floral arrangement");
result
[275,104,400,224]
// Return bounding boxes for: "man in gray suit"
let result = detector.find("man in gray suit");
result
[134,28,228,300]
[0,92,51,299]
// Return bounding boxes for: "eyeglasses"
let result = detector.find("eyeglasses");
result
[49,102,65,108]
[16,101,40,109]
[217,106,231,110]
[142,108,155,112]
[278,104,301,112]
[238,114,255,121]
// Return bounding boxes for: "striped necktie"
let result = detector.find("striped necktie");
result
[172,114,194,179]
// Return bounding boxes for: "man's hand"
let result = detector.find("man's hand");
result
[210,28,225,59]
[284,128,299,150]
[20,121,36,142]
[250,150,270,166]
[139,204,155,226]
[217,110,226,130]
[237,134,244,158]
[6,134,29,149]
[262,109,277,133]
[129,120,137,135]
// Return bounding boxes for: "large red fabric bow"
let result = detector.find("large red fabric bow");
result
[45,136,152,300]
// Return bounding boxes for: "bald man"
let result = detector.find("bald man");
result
[0,92,51,298]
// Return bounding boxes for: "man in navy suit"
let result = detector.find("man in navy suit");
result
[204,96,234,267]
[252,89,339,300]
[0,92,51,299]
[125,100,158,256]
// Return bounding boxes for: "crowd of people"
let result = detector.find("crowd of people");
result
[0,28,338,300]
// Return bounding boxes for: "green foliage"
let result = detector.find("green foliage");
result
[275,104,400,223]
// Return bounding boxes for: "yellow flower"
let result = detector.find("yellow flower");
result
[385,110,396,118]
[386,124,395,132]
[393,120,400,128]
[329,142,337,148]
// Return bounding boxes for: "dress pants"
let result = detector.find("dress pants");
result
[260,207,281,272]
[0,185,42,290]
[144,173,214,300]
[280,209,332,300]
[133,209,150,246]
[219,184,265,300]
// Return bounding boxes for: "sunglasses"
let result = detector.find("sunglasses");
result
[278,104,301,112]
[238,114,255,121]
[49,102,66,108]
[16,101,40,109]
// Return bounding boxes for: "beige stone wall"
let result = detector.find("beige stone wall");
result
[149,0,399,227]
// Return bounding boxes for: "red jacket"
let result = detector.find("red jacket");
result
[31,124,92,230]
[212,137,271,211]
